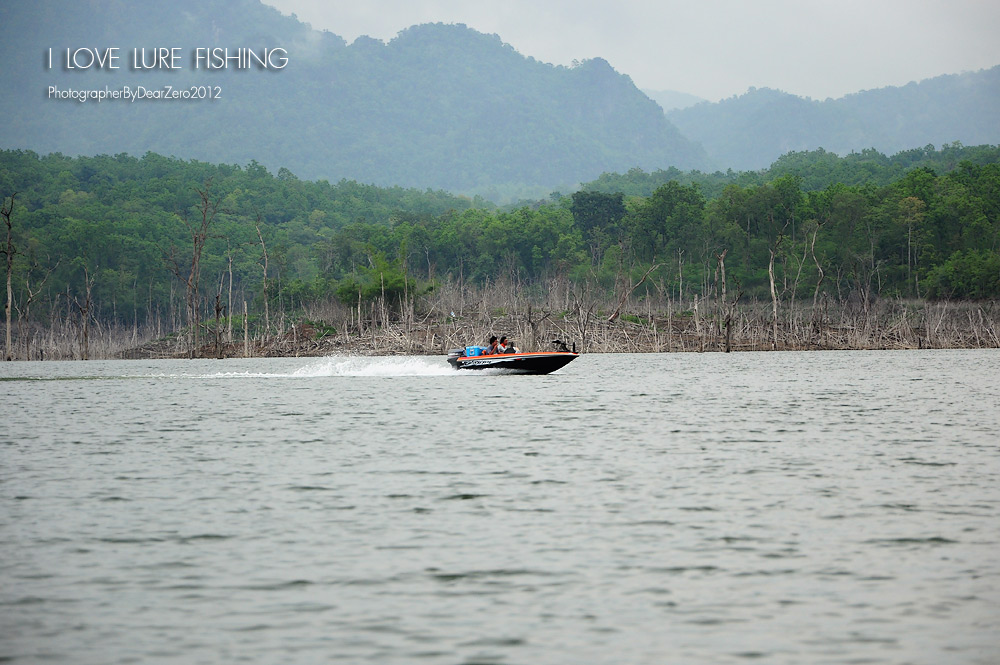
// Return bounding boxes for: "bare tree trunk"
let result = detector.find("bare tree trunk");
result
[809,226,824,306]
[607,262,661,322]
[768,247,780,350]
[214,273,224,359]
[2,193,17,361]
[75,266,95,361]
[227,246,234,343]
[255,218,270,338]
[715,249,728,337]
[676,249,684,304]
[243,300,250,357]
[16,258,58,361]
[161,181,220,359]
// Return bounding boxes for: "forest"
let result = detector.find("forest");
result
[2,144,999,360]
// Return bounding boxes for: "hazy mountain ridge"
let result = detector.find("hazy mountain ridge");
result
[642,89,706,111]
[3,1,996,197]
[668,67,1000,170]
[0,0,705,199]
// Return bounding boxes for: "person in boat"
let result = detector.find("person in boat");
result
[484,336,499,355]
[499,336,518,353]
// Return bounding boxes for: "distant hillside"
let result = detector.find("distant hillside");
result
[0,1,706,199]
[667,67,1000,170]
[577,143,1000,199]
[642,89,705,111]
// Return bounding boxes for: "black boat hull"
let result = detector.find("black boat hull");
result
[447,351,579,375]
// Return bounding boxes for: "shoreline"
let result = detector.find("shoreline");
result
[121,317,998,361]
[7,299,999,361]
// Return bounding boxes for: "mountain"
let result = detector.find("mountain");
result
[0,1,706,199]
[642,89,705,112]
[667,67,1000,170]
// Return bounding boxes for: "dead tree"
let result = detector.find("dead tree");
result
[74,265,95,360]
[723,282,744,353]
[255,215,270,338]
[243,300,250,357]
[213,274,225,359]
[809,225,825,334]
[2,193,17,360]
[524,304,551,351]
[767,224,789,350]
[162,182,220,357]
[15,257,59,360]
[607,262,662,322]
[224,240,236,343]
[571,290,597,352]
[714,248,728,335]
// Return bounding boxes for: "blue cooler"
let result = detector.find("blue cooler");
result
[465,345,483,357]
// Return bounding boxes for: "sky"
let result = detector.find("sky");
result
[263,0,1000,102]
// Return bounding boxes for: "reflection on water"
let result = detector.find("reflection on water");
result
[2,350,999,664]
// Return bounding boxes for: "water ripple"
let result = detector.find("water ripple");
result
[2,351,999,665]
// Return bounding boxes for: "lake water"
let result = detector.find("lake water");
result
[2,350,999,664]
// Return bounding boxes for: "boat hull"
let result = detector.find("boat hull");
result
[447,351,579,374]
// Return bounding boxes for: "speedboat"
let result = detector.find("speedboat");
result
[447,340,579,375]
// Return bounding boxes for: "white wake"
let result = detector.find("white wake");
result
[290,355,455,377]
[144,356,461,379]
